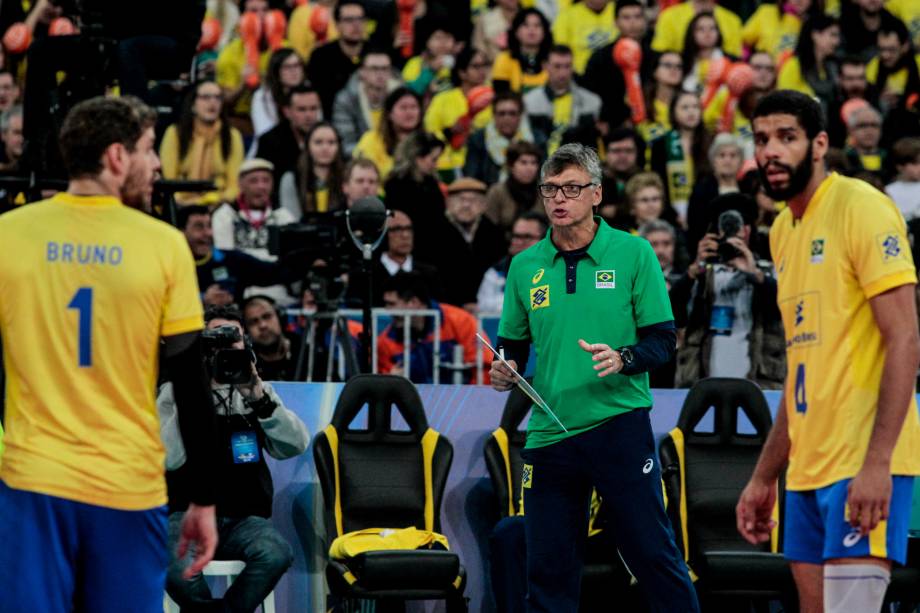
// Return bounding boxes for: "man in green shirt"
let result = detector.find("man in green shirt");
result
[491,143,698,612]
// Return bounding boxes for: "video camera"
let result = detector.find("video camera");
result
[201,326,255,385]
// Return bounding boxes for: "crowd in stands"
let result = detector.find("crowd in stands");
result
[2,0,920,388]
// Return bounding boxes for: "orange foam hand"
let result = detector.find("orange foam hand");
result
[2,23,31,54]
[264,10,287,51]
[701,55,731,109]
[397,0,417,59]
[240,11,263,89]
[49,17,76,36]
[613,37,646,124]
[467,85,495,116]
[719,62,755,133]
[309,5,330,43]
[198,17,222,51]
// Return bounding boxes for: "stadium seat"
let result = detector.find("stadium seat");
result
[658,377,795,610]
[163,560,276,613]
[312,374,467,611]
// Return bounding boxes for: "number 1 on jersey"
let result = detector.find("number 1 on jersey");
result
[794,363,807,414]
[68,287,93,367]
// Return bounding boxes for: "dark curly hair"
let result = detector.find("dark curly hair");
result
[58,97,143,179]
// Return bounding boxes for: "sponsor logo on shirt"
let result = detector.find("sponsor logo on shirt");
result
[530,285,550,310]
[810,238,825,264]
[642,458,654,474]
[781,292,820,349]
[532,268,544,284]
[595,270,615,289]
[522,464,533,489]
[878,233,903,262]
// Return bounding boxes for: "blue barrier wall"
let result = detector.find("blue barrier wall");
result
[259,384,918,612]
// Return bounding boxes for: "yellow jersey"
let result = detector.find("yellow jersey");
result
[887,0,920,49]
[354,129,394,180]
[551,2,617,74]
[867,54,920,96]
[0,193,204,510]
[287,3,340,61]
[651,2,743,57]
[492,51,548,94]
[776,57,816,97]
[770,174,920,490]
[216,38,286,115]
[741,4,802,59]
[423,87,492,172]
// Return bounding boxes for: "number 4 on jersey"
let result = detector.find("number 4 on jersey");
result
[794,363,807,414]
[67,287,93,367]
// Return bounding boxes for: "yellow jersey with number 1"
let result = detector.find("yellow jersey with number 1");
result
[770,173,920,491]
[0,193,204,511]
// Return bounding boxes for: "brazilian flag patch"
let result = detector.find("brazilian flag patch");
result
[595,270,615,289]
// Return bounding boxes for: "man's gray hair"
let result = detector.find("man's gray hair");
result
[540,143,603,184]
[638,219,676,240]
[1,104,21,133]
[847,104,881,129]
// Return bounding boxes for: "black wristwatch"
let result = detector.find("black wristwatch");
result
[616,346,635,371]
[245,393,278,419]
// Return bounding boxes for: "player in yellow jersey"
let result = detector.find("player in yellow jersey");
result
[737,90,920,613]
[0,97,219,613]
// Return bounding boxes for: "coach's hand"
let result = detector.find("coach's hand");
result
[178,503,218,579]
[736,477,777,545]
[490,359,518,392]
[578,339,623,377]
[847,463,892,536]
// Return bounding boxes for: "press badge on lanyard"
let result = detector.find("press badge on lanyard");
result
[231,431,261,464]
[709,305,734,336]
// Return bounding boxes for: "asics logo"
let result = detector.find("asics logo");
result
[842,530,862,548]
[642,459,654,474]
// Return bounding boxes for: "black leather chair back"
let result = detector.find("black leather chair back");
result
[313,375,453,540]
[661,377,777,559]
[483,386,531,517]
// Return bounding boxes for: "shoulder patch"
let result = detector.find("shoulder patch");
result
[877,232,905,262]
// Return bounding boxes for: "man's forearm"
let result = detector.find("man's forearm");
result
[864,336,920,468]
[751,394,790,483]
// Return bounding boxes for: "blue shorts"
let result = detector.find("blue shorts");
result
[784,476,914,565]
[0,480,168,613]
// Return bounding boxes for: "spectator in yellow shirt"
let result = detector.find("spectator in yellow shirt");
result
[868,19,920,113]
[423,47,494,178]
[777,15,842,112]
[652,0,743,57]
[401,26,456,99]
[742,0,814,60]
[286,0,339,62]
[681,12,734,98]
[886,0,920,49]
[552,0,616,74]
[354,87,423,182]
[160,81,244,207]
[492,8,552,94]
[639,51,685,145]
[216,0,283,128]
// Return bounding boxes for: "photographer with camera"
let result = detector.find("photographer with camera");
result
[159,305,309,611]
[673,193,786,389]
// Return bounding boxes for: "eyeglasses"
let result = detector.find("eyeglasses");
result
[660,61,683,70]
[538,182,596,198]
[338,15,366,24]
[196,93,222,101]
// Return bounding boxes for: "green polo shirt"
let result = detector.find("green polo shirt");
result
[498,218,673,448]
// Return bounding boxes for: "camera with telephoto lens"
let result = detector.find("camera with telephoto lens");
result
[706,209,745,264]
[201,326,254,385]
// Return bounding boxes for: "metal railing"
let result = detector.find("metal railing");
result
[285,308,501,384]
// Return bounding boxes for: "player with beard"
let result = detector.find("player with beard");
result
[736,90,920,613]
[0,97,219,612]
